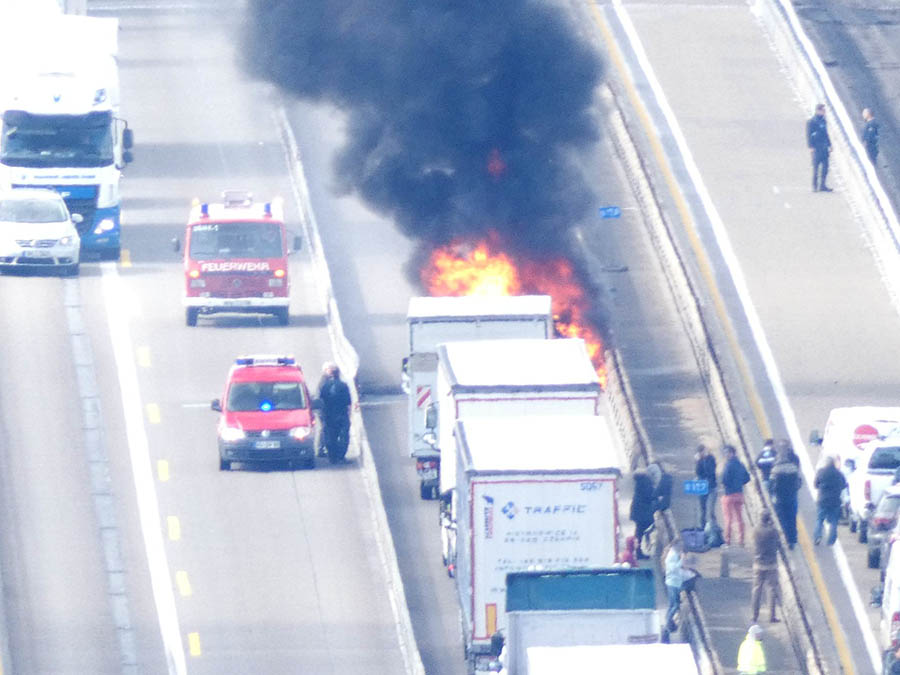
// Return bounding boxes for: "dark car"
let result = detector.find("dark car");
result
[869,485,900,569]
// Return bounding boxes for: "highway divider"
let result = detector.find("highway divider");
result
[272,94,426,675]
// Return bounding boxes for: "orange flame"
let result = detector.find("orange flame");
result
[421,237,606,387]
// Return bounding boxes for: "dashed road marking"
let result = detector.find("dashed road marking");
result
[158,460,170,482]
[167,516,181,541]
[146,403,161,425]
[137,346,151,368]
[187,632,201,657]
[175,571,192,597]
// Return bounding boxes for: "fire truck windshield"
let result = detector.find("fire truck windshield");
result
[189,221,283,260]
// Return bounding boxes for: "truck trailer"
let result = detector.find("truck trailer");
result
[433,338,602,496]
[446,415,621,673]
[403,295,553,499]
[502,568,660,674]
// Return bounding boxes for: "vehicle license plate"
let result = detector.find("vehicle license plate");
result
[22,250,51,258]
[254,440,280,449]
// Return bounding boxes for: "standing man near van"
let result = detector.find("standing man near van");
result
[814,456,847,545]
[807,103,833,192]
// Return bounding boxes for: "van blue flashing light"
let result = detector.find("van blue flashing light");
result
[264,202,272,218]
[260,400,273,412]
[200,203,209,218]
[234,356,296,367]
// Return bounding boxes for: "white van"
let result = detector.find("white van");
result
[882,539,900,650]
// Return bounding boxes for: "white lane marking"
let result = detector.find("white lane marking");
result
[612,1,883,671]
[101,262,187,675]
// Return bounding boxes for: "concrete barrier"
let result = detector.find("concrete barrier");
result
[273,97,425,675]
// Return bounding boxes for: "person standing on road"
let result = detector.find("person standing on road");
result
[862,108,879,165]
[721,445,751,546]
[696,444,717,529]
[737,624,767,674]
[814,455,847,546]
[807,103,833,192]
[664,537,684,632]
[316,362,352,461]
[771,442,802,550]
[756,439,777,495]
[750,510,781,624]
[630,470,655,560]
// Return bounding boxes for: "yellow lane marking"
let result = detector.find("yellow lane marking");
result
[589,4,855,673]
[175,570,192,597]
[146,403,161,425]
[157,460,170,482]
[167,516,181,541]
[136,346,151,368]
[120,248,132,268]
[187,632,201,657]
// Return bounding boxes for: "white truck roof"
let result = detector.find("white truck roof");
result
[408,295,552,321]
[456,416,620,473]
[437,338,599,391]
[525,643,698,674]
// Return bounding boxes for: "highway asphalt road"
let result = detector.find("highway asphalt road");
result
[0,2,407,673]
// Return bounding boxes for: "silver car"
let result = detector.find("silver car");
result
[0,188,81,275]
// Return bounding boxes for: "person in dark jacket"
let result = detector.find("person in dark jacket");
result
[862,108,879,164]
[695,444,717,529]
[649,461,674,515]
[770,442,802,549]
[807,103,833,192]
[721,445,751,546]
[814,456,848,545]
[756,439,777,495]
[751,510,781,623]
[630,470,655,560]
[316,362,352,461]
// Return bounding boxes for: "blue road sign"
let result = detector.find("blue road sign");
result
[683,479,709,496]
[599,206,622,219]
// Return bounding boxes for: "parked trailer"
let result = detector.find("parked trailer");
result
[403,296,553,499]
[434,338,602,496]
[447,415,621,673]
[502,568,660,675]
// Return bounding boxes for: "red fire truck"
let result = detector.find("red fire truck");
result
[176,190,300,327]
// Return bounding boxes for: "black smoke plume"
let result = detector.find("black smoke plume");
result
[243,1,604,258]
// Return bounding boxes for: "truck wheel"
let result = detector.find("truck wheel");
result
[859,521,868,544]
[219,457,231,471]
[186,308,199,327]
[869,546,881,569]
[275,308,289,326]
[420,482,433,500]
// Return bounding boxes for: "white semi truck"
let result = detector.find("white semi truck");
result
[500,568,660,674]
[403,296,553,499]
[445,415,621,673]
[0,10,133,260]
[520,644,698,675]
[432,338,603,497]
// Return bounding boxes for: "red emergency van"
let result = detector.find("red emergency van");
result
[176,190,300,326]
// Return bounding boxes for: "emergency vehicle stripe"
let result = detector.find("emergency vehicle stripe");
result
[416,385,431,409]
[486,604,497,637]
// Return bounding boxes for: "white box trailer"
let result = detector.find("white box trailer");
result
[522,643,698,675]
[448,415,621,673]
[502,568,660,675]
[435,338,601,495]
[403,296,553,499]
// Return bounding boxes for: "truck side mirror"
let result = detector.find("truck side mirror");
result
[71,213,84,224]
[425,402,437,430]
[400,357,410,394]
[123,128,134,150]
[172,238,181,253]
[211,399,222,412]
[809,429,822,445]
[489,632,505,659]
[123,150,134,164]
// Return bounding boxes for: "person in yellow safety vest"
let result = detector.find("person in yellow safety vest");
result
[737,624,766,674]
